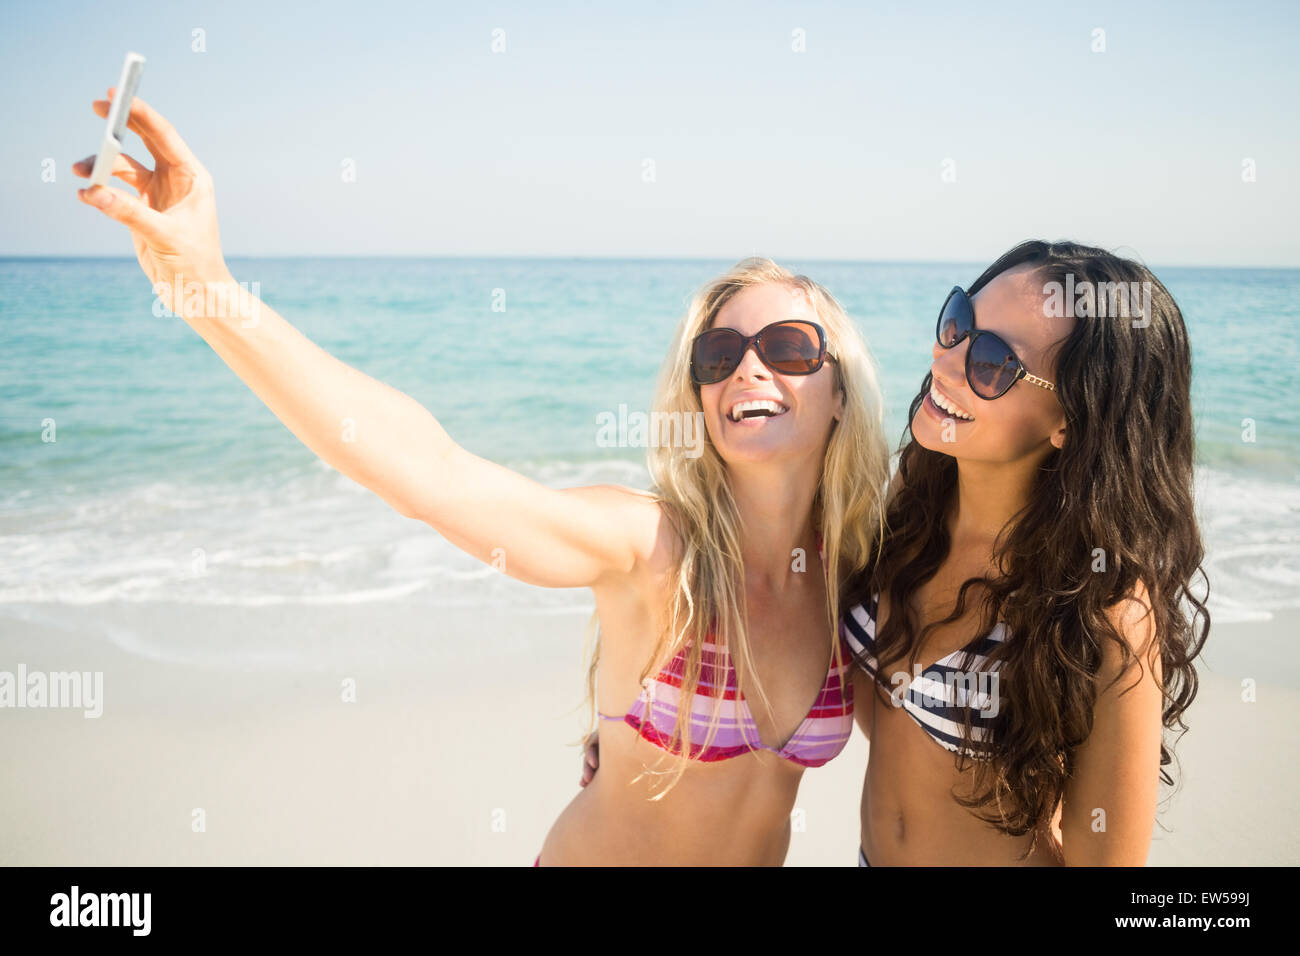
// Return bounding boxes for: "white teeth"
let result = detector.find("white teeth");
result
[728,399,788,422]
[929,383,974,421]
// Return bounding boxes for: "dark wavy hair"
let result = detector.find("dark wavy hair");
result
[847,240,1210,850]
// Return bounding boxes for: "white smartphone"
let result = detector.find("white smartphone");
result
[89,52,146,188]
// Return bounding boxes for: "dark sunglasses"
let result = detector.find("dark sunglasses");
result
[936,286,1055,400]
[690,320,833,386]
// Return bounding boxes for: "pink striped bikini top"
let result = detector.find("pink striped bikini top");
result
[597,533,855,769]
[597,627,856,767]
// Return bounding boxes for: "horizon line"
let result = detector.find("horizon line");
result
[3,253,1298,271]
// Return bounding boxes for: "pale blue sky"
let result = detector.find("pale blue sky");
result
[3,0,1298,265]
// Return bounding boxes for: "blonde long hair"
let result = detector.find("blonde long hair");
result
[583,257,890,795]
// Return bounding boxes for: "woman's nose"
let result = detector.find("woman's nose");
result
[932,338,967,379]
[733,344,771,380]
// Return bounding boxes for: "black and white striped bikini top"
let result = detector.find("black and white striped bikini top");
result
[842,593,1007,759]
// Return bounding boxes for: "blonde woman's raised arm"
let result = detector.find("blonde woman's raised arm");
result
[74,91,657,590]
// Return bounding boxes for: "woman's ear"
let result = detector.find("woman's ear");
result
[831,364,847,422]
[1049,422,1067,449]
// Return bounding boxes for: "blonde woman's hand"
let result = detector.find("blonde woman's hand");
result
[73,89,233,309]
[579,729,600,788]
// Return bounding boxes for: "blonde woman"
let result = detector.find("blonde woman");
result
[73,92,890,866]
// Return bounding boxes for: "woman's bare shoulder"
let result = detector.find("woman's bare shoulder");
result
[568,485,684,578]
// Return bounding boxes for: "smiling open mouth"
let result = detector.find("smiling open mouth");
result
[928,383,974,421]
[728,399,789,422]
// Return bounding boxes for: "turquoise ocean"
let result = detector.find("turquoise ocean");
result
[1,258,1297,625]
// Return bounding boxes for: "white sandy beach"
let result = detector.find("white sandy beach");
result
[0,600,1295,866]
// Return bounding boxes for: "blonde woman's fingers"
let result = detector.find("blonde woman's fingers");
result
[71,152,152,192]
[77,184,169,241]
[101,88,199,168]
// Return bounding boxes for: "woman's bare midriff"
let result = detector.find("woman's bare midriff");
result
[859,686,1064,866]
[540,728,804,865]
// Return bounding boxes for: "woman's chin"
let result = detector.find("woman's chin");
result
[909,410,952,455]
[718,446,779,467]
[715,437,808,469]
